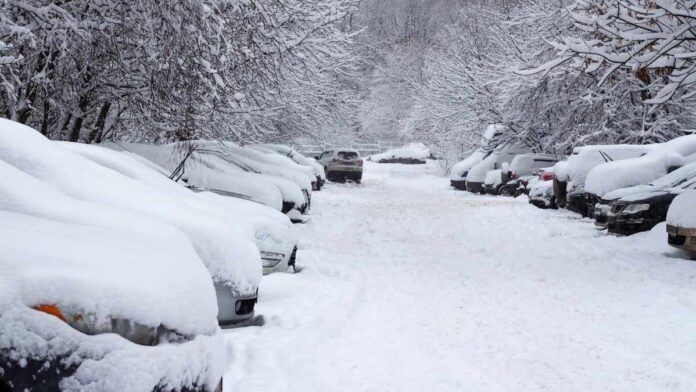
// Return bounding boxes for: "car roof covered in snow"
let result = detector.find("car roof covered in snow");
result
[0,121,261,296]
[564,143,658,188]
[667,190,696,227]
[585,135,696,196]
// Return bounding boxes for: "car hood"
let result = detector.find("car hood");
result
[602,184,654,201]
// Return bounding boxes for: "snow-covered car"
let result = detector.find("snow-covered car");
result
[528,179,556,209]
[316,148,364,183]
[466,144,529,194]
[63,142,299,276]
[250,144,326,190]
[501,153,564,195]
[198,141,313,214]
[585,135,696,217]
[606,176,696,236]
[450,124,507,190]
[107,142,285,211]
[368,142,431,164]
[558,144,657,217]
[0,133,227,390]
[0,121,262,327]
[594,162,696,228]
[483,169,504,195]
[666,190,696,255]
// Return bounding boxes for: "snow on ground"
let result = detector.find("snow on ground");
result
[224,161,696,392]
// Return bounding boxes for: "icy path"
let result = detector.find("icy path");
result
[224,162,696,392]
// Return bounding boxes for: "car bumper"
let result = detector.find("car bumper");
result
[262,247,297,275]
[450,180,467,190]
[215,284,257,326]
[466,181,484,194]
[667,225,696,252]
[529,197,552,209]
[326,171,362,182]
[483,184,499,195]
[327,164,363,173]
[607,216,660,236]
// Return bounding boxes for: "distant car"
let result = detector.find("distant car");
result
[666,190,696,255]
[316,148,364,183]
[466,143,529,194]
[502,153,564,195]
[483,169,504,195]
[450,124,507,190]
[369,143,430,164]
[251,144,326,190]
[594,162,696,228]
[606,176,696,235]
[528,179,556,209]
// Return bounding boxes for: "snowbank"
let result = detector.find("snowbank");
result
[585,135,696,196]
[369,143,431,164]
[667,190,696,227]
[0,119,261,296]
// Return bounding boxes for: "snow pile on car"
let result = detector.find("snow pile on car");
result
[252,144,326,181]
[563,144,658,188]
[105,142,285,211]
[369,143,431,163]
[667,190,696,227]
[450,150,490,180]
[585,135,696,196]
[0,120,262,296]
[484,169,503,187]
[467,152,498,183]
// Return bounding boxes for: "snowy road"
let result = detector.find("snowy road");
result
[224,162,696,392]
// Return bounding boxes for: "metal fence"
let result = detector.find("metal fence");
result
[292,141,407,158]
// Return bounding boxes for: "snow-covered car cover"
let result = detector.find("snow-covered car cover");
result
[585,135,696,197]
[369,143,431,164]
[0,120,261,297]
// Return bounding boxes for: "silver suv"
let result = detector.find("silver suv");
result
[316,148,364,183]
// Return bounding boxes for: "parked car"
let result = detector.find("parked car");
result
[64,142,299,277]
[0,126,263,328]
[450,124,506,190]
[368,142,430,164]
[585,135,696,218]
[246,144,320,191]
[528,179,556,209]
[484,169,504,195]
[594,162,696,228]
[466,143,529,194]
[251,144,326,190]
[666,190,696,255]
[0,119,226,391]
[501,153,564,195]
[316,148,364,183]
[557,144,656,216]
[108,142,285,211]
[606,176,696,236]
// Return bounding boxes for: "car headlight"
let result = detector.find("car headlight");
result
[621,203,650,214]
[261,251,285,268]
[32,304,174,346]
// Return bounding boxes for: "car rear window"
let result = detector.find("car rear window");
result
[338,151,359,160]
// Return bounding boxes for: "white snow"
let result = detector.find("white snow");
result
[369,142,430,162]
[467,151,498,183]
[251,144,326,181]
[564,144,658,189]
[223,161,696,392]
[0,120,261,296]
[667,190,696,227]
[585,135,696,196]
[484,169,503,187]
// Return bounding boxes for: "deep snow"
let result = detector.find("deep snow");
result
[224,161,696,392]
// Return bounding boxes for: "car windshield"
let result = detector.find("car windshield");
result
[338,151,359,160]
[651,164,696,188]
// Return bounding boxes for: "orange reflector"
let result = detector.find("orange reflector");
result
[32,304,66,321]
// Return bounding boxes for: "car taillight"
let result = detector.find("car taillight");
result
[33,304,66,321]
[511,172,518,180]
